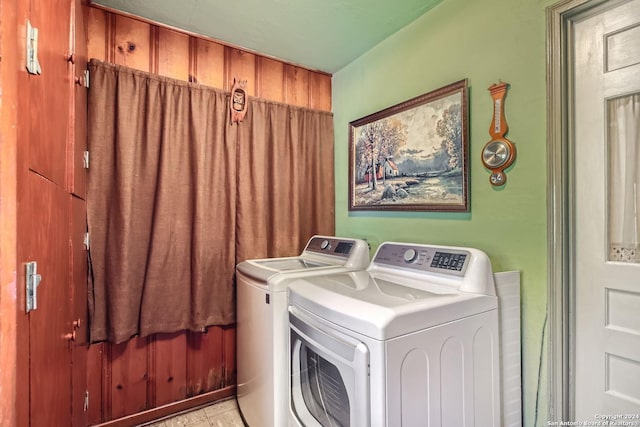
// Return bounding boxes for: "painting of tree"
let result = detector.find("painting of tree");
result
[436,103,462,170]
[355,117,407,189]
[349,79,469,212]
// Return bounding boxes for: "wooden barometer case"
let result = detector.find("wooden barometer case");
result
[481,81,516,186]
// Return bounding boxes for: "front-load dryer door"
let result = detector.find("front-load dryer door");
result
[289,305,369,427]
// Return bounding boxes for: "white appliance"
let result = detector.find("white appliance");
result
[287,242,501,427]
[236,235,370,427]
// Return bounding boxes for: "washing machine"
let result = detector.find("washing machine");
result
[236,235,369,427]
[287,242,501,427]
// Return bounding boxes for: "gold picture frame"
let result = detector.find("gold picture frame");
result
[348,79,469,212]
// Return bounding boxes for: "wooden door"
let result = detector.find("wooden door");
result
[16,0,88,425]
[69,0,88,199]
[71,194,89,427]
[70,1,90,424]
[25,0,71,186]
[19,174,72,426]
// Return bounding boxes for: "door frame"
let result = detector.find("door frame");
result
[546,0,631,421]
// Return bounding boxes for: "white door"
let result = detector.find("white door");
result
[574,0,640,421]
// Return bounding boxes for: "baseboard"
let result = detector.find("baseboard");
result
[92,386,237,427]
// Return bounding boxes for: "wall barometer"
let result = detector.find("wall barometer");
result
[481,81,516,186]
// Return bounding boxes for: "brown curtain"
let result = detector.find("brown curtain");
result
[87,60,235,344]
[87,60,335,344]
[235,99,335,262]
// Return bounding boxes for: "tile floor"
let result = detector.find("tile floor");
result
[141,398,245,427]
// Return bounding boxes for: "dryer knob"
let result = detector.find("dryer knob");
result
[403,249,418,263]
[320,240,330,250]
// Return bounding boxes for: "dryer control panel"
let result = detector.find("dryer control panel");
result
[373,243,470,277]
[369,242,496,295]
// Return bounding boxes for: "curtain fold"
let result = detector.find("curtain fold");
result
[235,99,336,262]
[608,93,640,263]
[87,60,236,343]
[87,60,336,343]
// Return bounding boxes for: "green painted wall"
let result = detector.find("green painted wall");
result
[333,0,553,425]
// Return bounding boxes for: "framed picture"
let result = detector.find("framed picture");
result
[348,79,469,212]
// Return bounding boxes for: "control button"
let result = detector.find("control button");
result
[403,249,418,263]
[320,240,330,250]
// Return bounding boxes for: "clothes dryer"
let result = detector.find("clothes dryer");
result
[236,235,369,427]
[287,242,501,427]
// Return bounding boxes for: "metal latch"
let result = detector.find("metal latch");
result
[25,261,42,312]
[83,151,89,169]
[26,21,42,75]
[83,232,90,250]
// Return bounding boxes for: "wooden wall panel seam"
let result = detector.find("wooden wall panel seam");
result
[107,13,116,63]
[150,26,159,74]
[104,343,113,421]
[223,46,231,92]
[255,56,262,99]
[147,336,156,408]
[189,36,197,83]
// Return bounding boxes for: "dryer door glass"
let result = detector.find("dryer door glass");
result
[300,345,350,426]
[289,306,369,427]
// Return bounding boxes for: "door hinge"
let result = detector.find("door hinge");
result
[83,69,90,88]
[26,20,42,75]
[25,261,42,313]
[84,390,89,412]
[83,232,90,250]
[83,151,89,169]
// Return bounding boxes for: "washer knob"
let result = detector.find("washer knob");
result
[320,240,330,250]
[403,249,418,263]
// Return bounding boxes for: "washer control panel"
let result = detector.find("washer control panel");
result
[373,243,470,276]
[305,237,356,258]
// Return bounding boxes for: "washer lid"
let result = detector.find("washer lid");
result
[235,236,370,288]
[237,257,353,290]
[287,270,497,340]
[253,257,330,271]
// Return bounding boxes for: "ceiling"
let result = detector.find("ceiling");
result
[90,0,443,74]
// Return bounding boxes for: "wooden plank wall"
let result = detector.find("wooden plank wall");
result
[83,5,332,424]
[85,6,332,109]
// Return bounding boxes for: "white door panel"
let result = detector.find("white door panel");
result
[574,0,640,421]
